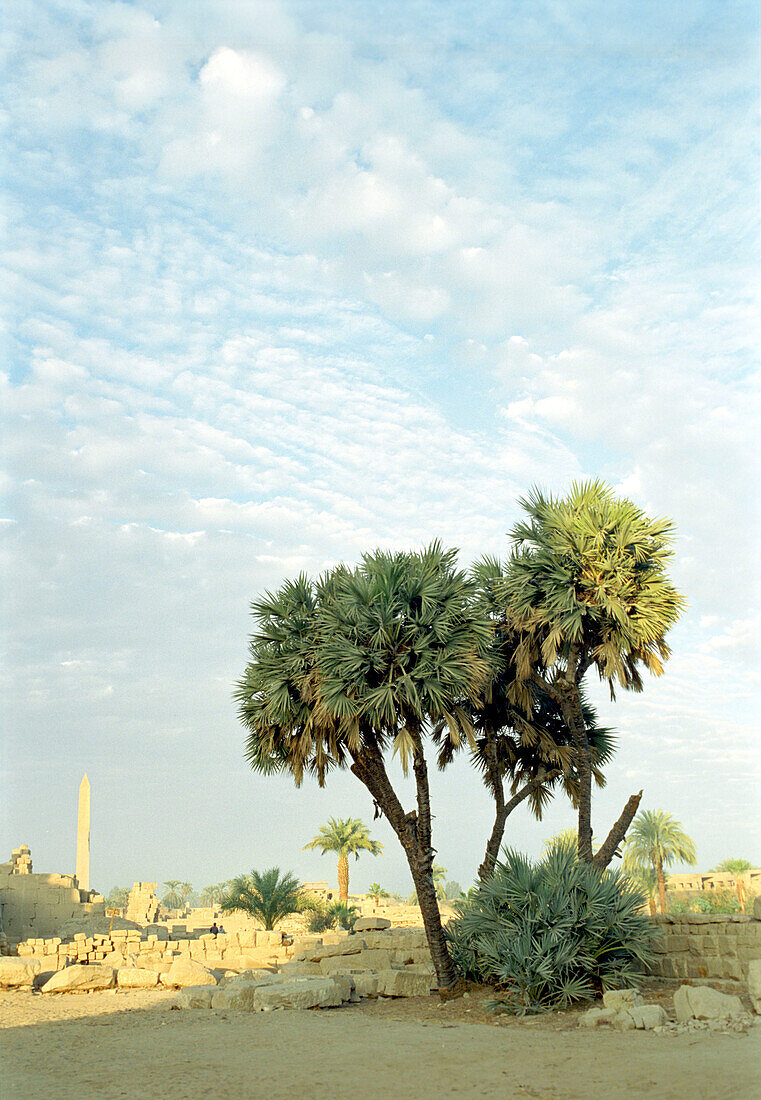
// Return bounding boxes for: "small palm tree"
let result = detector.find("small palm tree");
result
[220,867,303,930]
[178,882,193,908]
[304,817,383,903]
[367,883,390,905]
[543,829,583,855]
[623,810,697,914]
[200,882,231,907]
[162,880,183,909]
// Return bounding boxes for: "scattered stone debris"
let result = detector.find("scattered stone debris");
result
[579,983,754,1037]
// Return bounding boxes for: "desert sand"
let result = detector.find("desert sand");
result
[1,987,759,1100]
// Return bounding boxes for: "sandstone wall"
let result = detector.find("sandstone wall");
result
[646,914,761,984]
[0,869,105,942]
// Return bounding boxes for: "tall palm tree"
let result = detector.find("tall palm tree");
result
[220,867,303,930]
[200,882,231,907]
[236,544,493,990]
[162,880,182,909]
[304,817,382,902]
[178,882,193,908]
[623,810,697,914]
[497,482,685,868]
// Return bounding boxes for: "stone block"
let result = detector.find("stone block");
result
[0,957,42,988]
[40,965,116,994]
[279,960,323,976]
[630,1005,668,1030]
[117,968,159,988]
[603,989,643,1012]
[354,917,391,931]
[748,959,761,1014]
[377,969,431,997]
[674,984,749,1023]
[307,940,364,962]
[164,959,218,988]
[175,986,215,1009]
[579,1006,618,1028]
[253,976,348,1010]
[354,948,392,970]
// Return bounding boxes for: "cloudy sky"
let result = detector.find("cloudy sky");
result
[3,0,759,898]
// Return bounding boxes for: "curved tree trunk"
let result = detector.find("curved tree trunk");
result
[655,856,667,914]
[478,773,561,882]
[349,747,459,992]
[337,856,349,902]
[648,895,656,917]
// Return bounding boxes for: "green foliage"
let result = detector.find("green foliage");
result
[367,883,390,903]
[442,880,464,901]
[106,886,130,909]
[670,890,743,915]
[710,858,752,874]
[304,898,359,932]
[220,867,303,930]
[162,880,183,909]
[304,818,383,861]
[623,810,697,874]
[446,847,657,1013]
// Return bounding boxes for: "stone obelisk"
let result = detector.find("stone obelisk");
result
[75,774,90,892]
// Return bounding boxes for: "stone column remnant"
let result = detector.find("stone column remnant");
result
[75,774,91,893]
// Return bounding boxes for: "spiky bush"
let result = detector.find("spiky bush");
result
[446,847,657,1012]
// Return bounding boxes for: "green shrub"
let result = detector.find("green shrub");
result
[446,847,657,1013]
[305,899,359,932]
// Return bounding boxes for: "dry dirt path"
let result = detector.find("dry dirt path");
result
[0,989,758,1100]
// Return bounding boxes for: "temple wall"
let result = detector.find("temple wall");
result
[0,849,105,942]
[646,913,761,985]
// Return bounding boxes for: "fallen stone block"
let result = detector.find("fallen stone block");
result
[579,1006,619,1028]
[164,959,218,988]
[603,988,643,1012]
[748,959,761,1015]
[40,965,116,994]
[377,969,431,998]
[0,957,42,988]
[252,976,349,1011]
[352,971,379,998]
[354,917,391,931]
[175,986,215,1009]
[629,1004,669,1030]
[117,968,159,988]
[674,984,749,1023]
[219,970,280,989]
[307,940,365,962]
[279,960,323,976]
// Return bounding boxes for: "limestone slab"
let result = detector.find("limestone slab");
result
[673,984,748,1023]
[40,964,115,993]
[116,967,159,988]
[164,958,218,988]
[0,957,42,988]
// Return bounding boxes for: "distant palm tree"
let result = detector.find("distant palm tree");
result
[624,863,659,916]
[409,864,448,905]
[304,817,383,902]
[542,829,582,855]
[178,882,193,907]
[623,810,697,914]
[367,883,390,904]
[220,868,303,930]
[162,880,183,909]
[200,882,230,907]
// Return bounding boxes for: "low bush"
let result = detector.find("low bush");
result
[446,846,657,1013]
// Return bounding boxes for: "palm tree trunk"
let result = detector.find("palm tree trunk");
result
[656,857,667,914]
[478,774,560,881]
[349,746,459,991]
[558,684,594,863]
[337,856,349,902]
[648,896,656,917]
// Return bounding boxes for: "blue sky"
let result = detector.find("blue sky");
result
[2,0,759,896]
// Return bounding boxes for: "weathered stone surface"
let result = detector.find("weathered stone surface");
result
[40,964,115,993]
[753,895,761,921]
[602,988,643,1012]
[748,959,761,1014]
[612,1010,637,1030]
[175,986,215,1009]
[352,971,379,998]
[252,976,348,1010]
[674,984,748,1023]
[377,969,431,998]
[211,979,277,1010]
[219,969,279,988]
[0,957,42,988]
[581,1006,619,1028]
[307,940,364,961]
[279,960,323,976]
[354,917,391,931]
[629,1004,668,1030]
[353,948,392,970]
[164,958,218,988]
[116,967,159,988]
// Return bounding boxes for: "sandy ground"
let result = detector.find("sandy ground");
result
[1,985,759,1100]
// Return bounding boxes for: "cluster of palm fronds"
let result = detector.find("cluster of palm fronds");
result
[304,898,359,933]
[446,845,657,1013]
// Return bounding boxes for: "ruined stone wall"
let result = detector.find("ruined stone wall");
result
[0,846,105,942]
[646,914,761,984]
